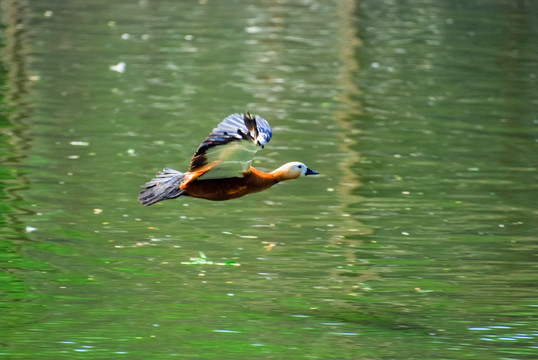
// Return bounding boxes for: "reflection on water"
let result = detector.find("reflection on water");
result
[1,0,537,359]
[330,0,377,294]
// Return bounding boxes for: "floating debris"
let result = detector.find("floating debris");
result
[265,242,276,251]
[25,226,38,233]
[110,62,126,73]
[239,235,257,239]
[181,252,240,266]
[69,141,89,146]
[213,329,241,333]
[414,287,434,293]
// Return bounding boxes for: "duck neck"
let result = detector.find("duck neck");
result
[269,164,295,182]
[246,167,281,191]
[245,166,273,179]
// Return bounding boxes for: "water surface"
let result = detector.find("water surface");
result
[1,0,537,359]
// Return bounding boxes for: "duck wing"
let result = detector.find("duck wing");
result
[188,112,272,180]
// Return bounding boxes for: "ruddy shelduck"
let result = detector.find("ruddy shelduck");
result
[138,112,318,206]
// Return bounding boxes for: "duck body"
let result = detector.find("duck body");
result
[138,113,318,206]
[179,167,278,201]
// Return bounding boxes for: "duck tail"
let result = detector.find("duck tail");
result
[138,168,186,206]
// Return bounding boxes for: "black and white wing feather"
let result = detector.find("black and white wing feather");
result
[189,112,272,179]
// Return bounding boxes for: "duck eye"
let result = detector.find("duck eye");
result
[298,165,303,169]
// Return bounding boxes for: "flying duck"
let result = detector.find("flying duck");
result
[138,112,318,206]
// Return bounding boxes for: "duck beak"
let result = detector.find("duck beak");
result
[305,168,319,176]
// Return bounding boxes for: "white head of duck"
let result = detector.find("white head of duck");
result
[271,161,319,181]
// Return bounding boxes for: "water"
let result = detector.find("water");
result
[1,0,537,359]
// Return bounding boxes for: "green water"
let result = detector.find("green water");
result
[1,0,537,359]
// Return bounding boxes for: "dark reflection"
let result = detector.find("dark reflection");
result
[329,0,378,294]
[1,0,49,347]
[1,0,35,222]
[2,0,33,159]
[1,1,34,229]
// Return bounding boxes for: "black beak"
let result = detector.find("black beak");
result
[305,168,319,176]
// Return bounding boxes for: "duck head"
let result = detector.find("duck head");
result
[271,161,319,181]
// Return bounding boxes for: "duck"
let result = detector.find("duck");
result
[138,112,318,206]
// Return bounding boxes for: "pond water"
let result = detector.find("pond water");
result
[1,0,537,359]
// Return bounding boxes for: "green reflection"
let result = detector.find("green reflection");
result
[1,0,537,359]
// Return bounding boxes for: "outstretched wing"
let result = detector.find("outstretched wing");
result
[188,112,272,180]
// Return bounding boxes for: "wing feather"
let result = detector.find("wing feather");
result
[189,112,272,180]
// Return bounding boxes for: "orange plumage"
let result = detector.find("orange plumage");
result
[138,112,318,206]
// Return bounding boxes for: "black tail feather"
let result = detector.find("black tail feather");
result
[138,168,185,206]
